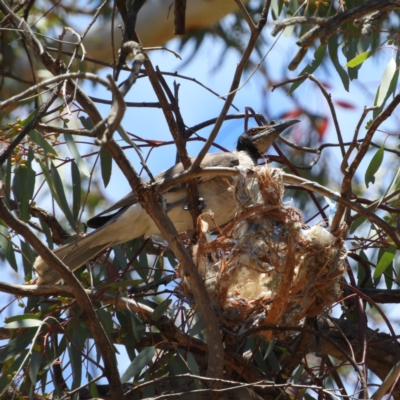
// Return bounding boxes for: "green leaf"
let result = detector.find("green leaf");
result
[64,133,90,177]
[0,351,29,396]
[189,317,204,337]
[49,161,76,230]
[117,126,133,146]
[344,51,373,68]
[68,318,87,390]
[20,240,35,278]
[71,161,81,220]
[328,36,349,91]
[365,144,384,188]
[289,45,326,94]
[39,159,61,205]
[100,145,112,188]
[6,313,41,323]
[152,299,172,321]
[271,0,284,19]
[0,331,36,363]
[29,129,58,156]
[121,347,155,383]
[376,57,397,107]
[349,216,367,234]
[187,353,199,375]
[384,260,393,290]
[6,238,17,272]
[79,116,94,130]
[4,155,12,205]
[88,372,99,398]
[357,249,373,288]
[5,319,42,329]
[96,308,115,341]
[0,224,16,272]
[13,148,35,222]
[28,351,42,384]
[374,245,396,279]
[0,224,9,251]
[373,65,399,119]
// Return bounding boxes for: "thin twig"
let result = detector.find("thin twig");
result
[190,0,272,171]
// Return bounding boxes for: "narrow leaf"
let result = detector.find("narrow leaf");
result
[5,319,42,329]
[20,240,35,278]
[365,144,384,188]
[376,57,397,107]
[64,134,90,177]
[152,299,172,321]
[28,351,42,384]
[5,313,41,323]
[29,129,58,156]
[79,116,94,130]
[6,239,17,272]
[121,347,155,383]
[344,51,373,68]
[290,45,326,94]
[349,216,367,234]
[50,162,76,230]
[0,331,35,363]
[328,37,349,91]
[39,159,61,205]
[100,145,112,187]
[71,161,81,219]
[374,245,396,278]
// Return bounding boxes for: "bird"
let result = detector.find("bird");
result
[34,119,299,285]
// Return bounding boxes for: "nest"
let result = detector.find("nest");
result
[177,166,347,339]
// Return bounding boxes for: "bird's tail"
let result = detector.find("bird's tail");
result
[34,230,113,285]
[34,202,147,285]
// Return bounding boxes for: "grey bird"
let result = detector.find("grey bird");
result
[34,119,299,285]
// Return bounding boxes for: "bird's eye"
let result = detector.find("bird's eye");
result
[270,120,276,125]
[249,128,257,135]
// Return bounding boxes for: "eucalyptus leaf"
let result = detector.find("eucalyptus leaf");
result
[329,36,349,91]
[121,347,155,383]
[376,57,397,107]
[50,161,76,230]
[374,245,396,279]
[345,51,373,68]
[365,144,384,188]
[29,129,58,156]
[100,145,112,187]
[152,299,172,321]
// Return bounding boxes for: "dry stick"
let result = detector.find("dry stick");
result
[340,106,379,174]
[307,74,345,157]
[155,67,201,226]
[43,45,239,110]
[190,0,271,171]
[272,73,345,157]
[332,92,400,233]
[114,0,226,382]
[0,199,124,398]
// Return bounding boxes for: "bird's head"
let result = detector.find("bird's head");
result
[237,119,299,161]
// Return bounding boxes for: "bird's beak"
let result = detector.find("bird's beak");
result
[253,119,300,152]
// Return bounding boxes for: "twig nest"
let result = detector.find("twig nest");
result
[178,166,347,339]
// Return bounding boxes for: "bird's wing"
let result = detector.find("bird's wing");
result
[86,152,239,229]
